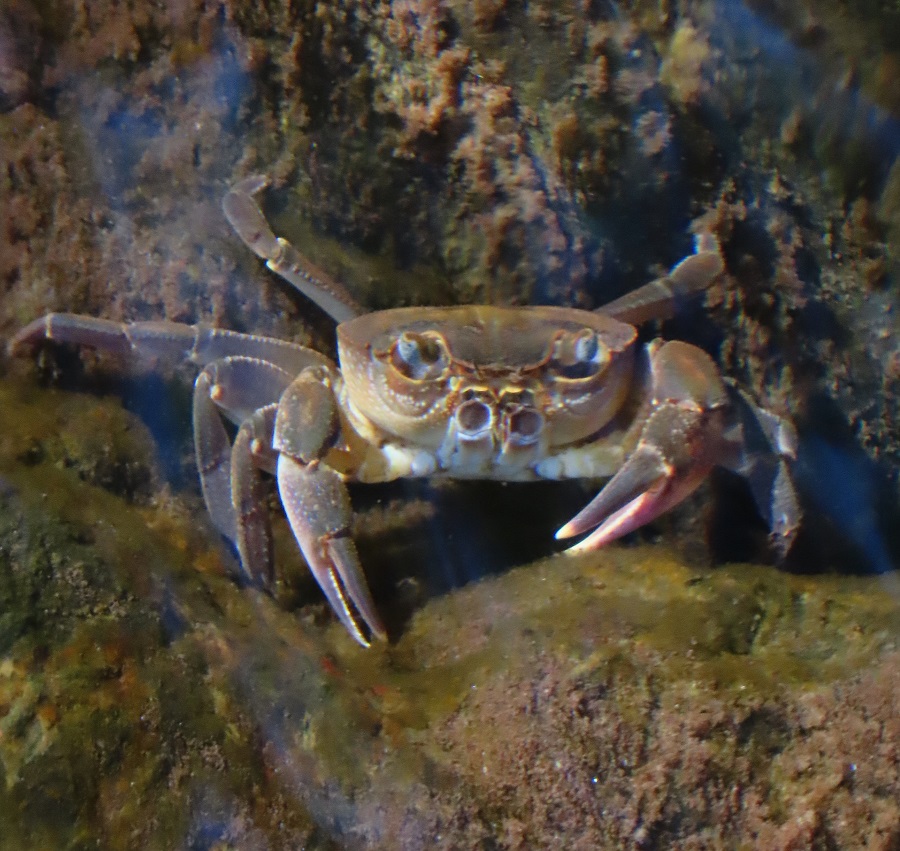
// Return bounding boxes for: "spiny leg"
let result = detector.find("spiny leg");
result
[195,355,297,428]
[231,404,279,587]
[598,233,724,325]
[9,312,391,620]
[193,369,239,542]
[192,356,296,582]
[721,385,800,558]
[9,313,332,376]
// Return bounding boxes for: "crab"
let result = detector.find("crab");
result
[9,176,800,646]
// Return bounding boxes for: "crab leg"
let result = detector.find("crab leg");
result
[10,314,359,586]
[193,368,239,541]
[9,313,331,376]
[720,386,800,557]
[223,175,363,324]
[598,233,724,325]
[231,404,279,587]
[273,371,386,646]
[195,356,296,429]
[192,356,295,583]
[558,340,729,552]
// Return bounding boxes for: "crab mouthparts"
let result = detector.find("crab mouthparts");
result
[439,395,545,473]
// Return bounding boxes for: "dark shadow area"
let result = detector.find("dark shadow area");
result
[791,394,900,576]
[711,392,900,578]
[353,478,595,640]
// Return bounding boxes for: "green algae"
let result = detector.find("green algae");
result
[0,376,161,502]
[329,546,899,734]
[0,375,338,848]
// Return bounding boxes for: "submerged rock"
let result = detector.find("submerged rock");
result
[0,378,896,848]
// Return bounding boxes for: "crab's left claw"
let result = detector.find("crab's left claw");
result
[556,402,725,552]
[557,341,729,553]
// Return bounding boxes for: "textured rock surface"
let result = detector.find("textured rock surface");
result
[0,380,897,847]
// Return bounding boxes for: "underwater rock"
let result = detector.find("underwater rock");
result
[0,379,897,847]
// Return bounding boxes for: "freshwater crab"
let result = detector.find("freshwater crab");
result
[10,176,800,646]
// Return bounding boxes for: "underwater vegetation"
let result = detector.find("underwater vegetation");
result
[0,0,898,846]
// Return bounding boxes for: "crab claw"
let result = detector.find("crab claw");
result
[558,403,722,552]
[277,458,386,646]
[273,371,386,647]
[558,340,729,553]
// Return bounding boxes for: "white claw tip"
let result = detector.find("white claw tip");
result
[555,523,574,540]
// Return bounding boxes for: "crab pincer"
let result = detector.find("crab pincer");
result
[557,340,729,553]
[273,370,386,646]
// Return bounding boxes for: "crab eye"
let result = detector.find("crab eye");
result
[553,329,608,379]
[573,330,598,363]
[391,331,449,380]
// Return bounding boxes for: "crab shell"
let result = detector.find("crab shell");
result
[338,306,638,478]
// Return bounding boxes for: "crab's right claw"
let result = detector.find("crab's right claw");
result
[273,371,386,647]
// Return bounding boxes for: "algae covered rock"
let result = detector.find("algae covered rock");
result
[0,382,333,849]
[0,373,896,848]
